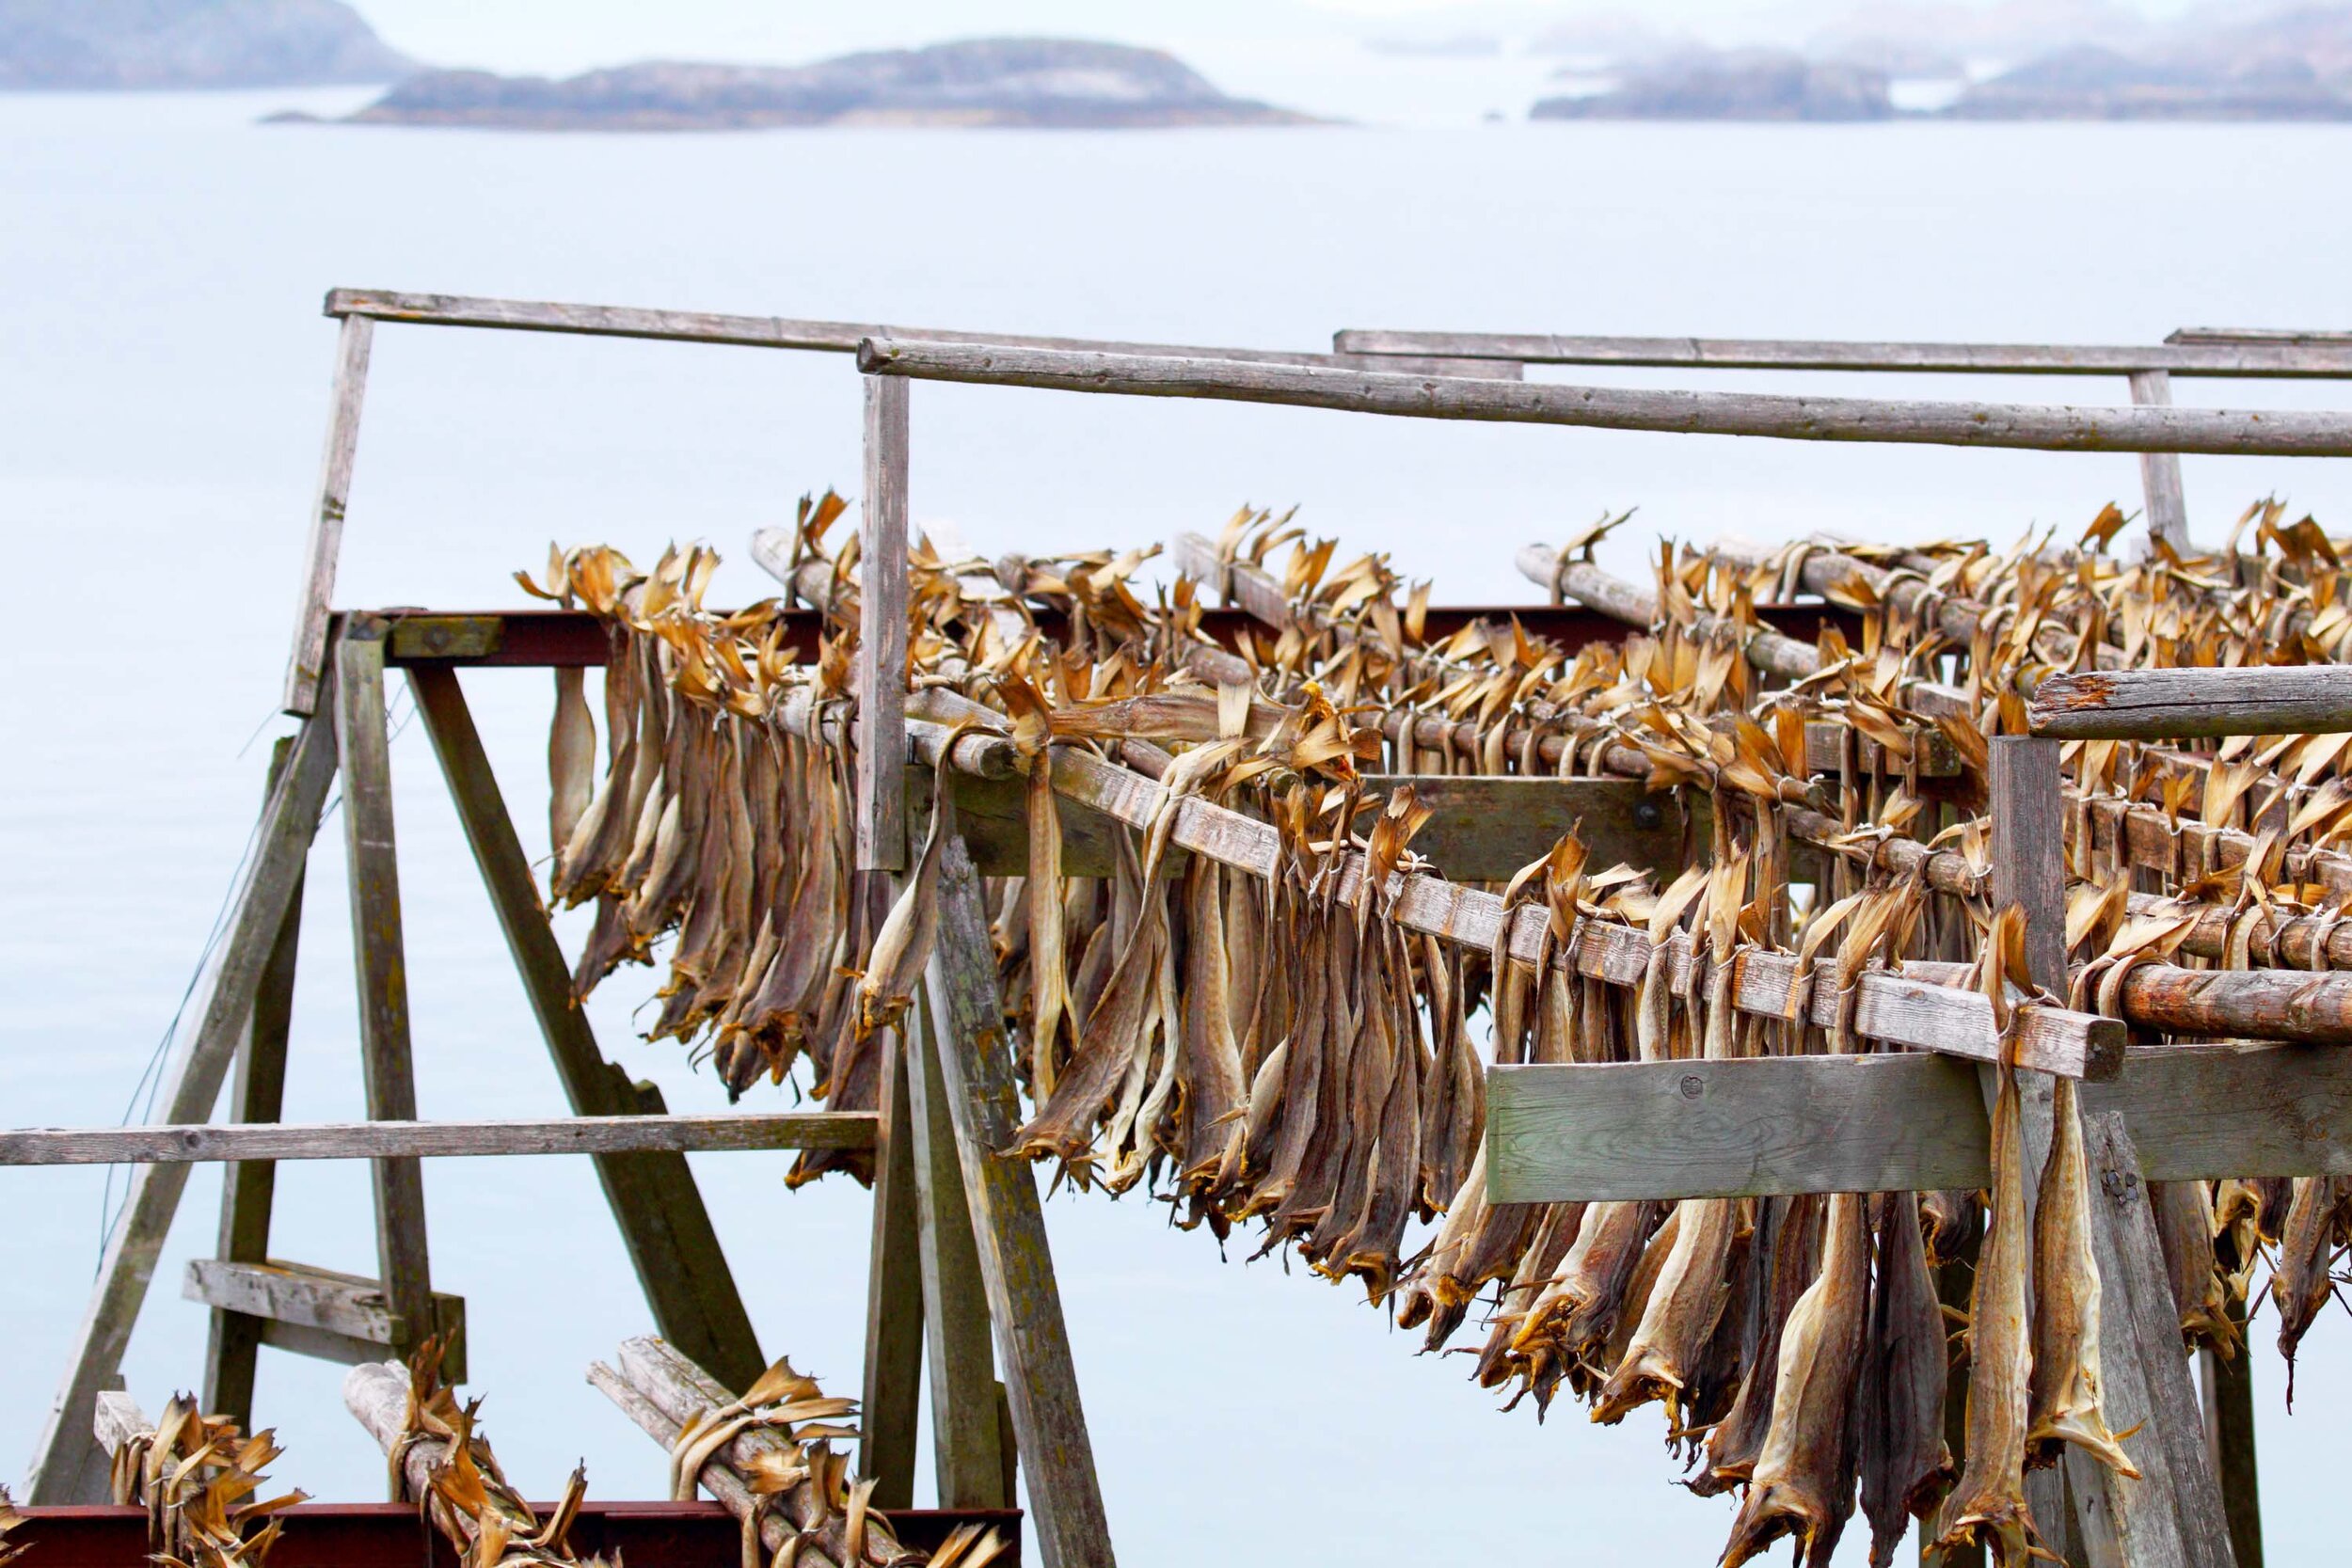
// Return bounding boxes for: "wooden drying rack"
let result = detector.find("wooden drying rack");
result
[16,289,2351,1568]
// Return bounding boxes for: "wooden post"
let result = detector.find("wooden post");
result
[924,834,1116,1568]
[2203,1301,2264,1567]
[856,374,911,871]
[2074,1115,2237,1568]
[200,736,307,1429]
[2129,371,2191,551]
[25,704,339,1502]
[1985,736,2082,1560]
[281,314,375,718]
[406,664,765,1391]
[861,1028,925,1510]
[332,617,434,1377]
[903,991,1012,1509]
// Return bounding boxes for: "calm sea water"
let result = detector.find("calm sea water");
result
[5,82,2351,1563]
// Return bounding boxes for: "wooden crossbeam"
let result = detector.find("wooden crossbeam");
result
[860,338,2352,457]
[1486,1041,2352,1201]
[183,1259,469,1381]
[0,1112,874,1165]
[2033,665,2352,740]
[1331,327,2352,378]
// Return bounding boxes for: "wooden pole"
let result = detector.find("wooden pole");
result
[1333,327,2352,379]
[2031,666,2352,740]
[904,988,1012,1509]
[406,663,765,1392]
[859,1030,925,1510]
[200,736,306,1430]
[25,703,339,1502]
[281,314,374,718]
[924,835,1116,1568]
[2205,1297,2264,1567]
[0,1112,873,1164]
[857,375,911,871]
[333,617,435,1372]
[2130,371,2192,549]
[858,338,2352,458]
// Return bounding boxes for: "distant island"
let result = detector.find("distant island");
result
[292,39,1311,131]
[0,0,411,89]
[1531,7,2352,122]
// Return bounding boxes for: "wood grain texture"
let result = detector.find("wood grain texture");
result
[26,703,339,1502]
[860,338,2352,457]
[92,1392,150,1460]
[0,1112,874,1165]
[860,1033,924,1511]
[185,1260,467,1382]
[1332,327,2352,378]
[408,663,764,1392]
[326,286,1518,379]
[2131,370,2193,549]
[2032,665,2352,739]
[333,620,435,1363]
[2082,1114,2237,1568]
[858,374,912,871]
[1488,1040,2352,1201]
[904,993,1012,1510]
[281,314,375,717]
[201,736,305,1430]
[926,837,1115,1568]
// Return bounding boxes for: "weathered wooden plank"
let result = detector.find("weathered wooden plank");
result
[1333,327,2352,378]
[386,615,502,661]
[860,1032,924,1511]
[925,837,1115,1568]
[185,1259,467,1381]
[334,619,435,1366]
[861,339,2352,457]
[857,374,912,871]
[0,1112,874,1165]
[2032,666,2352,740]
[281,313,375,717]
[1489,1037,2352,1200]
[92,1391,150,1465]
[2208,1305,2265,1568]
[325,286,1515,379]
[2083,1113,2238,1568]
[2131,370,2193,550]
[201,736,306,1430]
[26,704,340,1502]
[904,992,1012,1510]
[1363,774,1699,879]
[408,663,765,1392]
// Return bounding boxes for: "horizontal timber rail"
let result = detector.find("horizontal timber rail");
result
[324,287,1520,377]
[358,603,1860,671]
[0,1112,876,1166]
[857,337,2352,456]
[1331,327,2352,378]
[1486,1043,2352,1201]
[2031,665,2352,740]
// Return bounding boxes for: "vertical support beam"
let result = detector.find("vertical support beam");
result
[26,705,339,1501]
[2078,1113,2237,1568]
[2129,371,2191,552]
[2204,1300,2264,1567]
[861,1030,925,1509]
[903,995,1011,1509]
[405,665,765,1391]
[857,374,911,871]
[333,617,434,1372]
[925,834,1116,1568]
[1986,736,2076,1559]
[281,313,376,718]
[201,737,307,1429]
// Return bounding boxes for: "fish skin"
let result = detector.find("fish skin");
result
[2150,1179,2238,1358]
[1932,1069,2045,1566]
[2026,1078,2140,1478]
[1695,1191,1823,1497]
[1859,1192,1956,1567]
[1721,1189,1871,1568]
[1176,857,1247,1187]
[2272,1174,2348,1387]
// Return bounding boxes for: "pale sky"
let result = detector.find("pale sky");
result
[348,0,2202,76]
